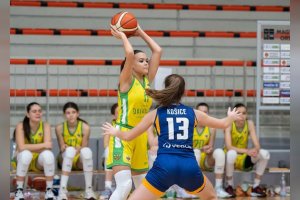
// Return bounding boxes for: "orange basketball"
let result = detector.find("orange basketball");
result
[32,176,46,191]
[111,11,138,37]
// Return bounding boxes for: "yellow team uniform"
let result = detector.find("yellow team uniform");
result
[225,121,254,171]
[107,76,152,171]
[111,119,116,127]
[193,126,213,171]
[57,121,83,170]
[11,121,45,172]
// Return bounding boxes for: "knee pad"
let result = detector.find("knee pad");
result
[38,150,55,176]
[226,150,237,178]
[18,150,33,165]
[226,150,237,164]
[213,148,225,163]
[132,173,146,188]
[111,170,132,200]
[259,149,270,160]
[38,150,55,165]
[62,147,76,172]
[80,147,92,159]
[64,147,76,159]
[255,150,270,176]
[252,149,270,176]
[16,150,33,177]
[193,149,201,165]
[213,148,225,174]
[80,147,93,171]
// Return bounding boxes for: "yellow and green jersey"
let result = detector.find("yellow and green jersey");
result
[63,121,83,147]
[193,126,210,149]
[117,76,152,128]
[230,121,249,149]
[12,121,45,171]
[25,121,44,144]
[112,119,116,127]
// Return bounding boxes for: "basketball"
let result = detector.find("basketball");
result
[110,11,138,37]
[32,176,46,191]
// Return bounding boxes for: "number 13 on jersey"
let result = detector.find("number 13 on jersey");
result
[166,117,189,140]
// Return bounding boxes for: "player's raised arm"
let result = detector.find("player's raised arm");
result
[195,107,242,129]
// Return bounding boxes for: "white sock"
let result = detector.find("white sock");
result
[105,180,112,189]
[215,178,223,188]
[84,171,93,191]
[16,181,24,189]
[253,178,260,188]
[46,180,53,189]
[227,178,233,187]
[60,174,69,190]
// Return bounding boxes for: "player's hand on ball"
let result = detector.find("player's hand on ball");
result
[110,25,126,39]
[132,24,142,36]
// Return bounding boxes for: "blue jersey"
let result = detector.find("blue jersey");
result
[144,104,205,196]
[154,104,196,156]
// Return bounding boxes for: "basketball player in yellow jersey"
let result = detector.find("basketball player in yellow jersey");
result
[192,103,232,198]
[13,102,56,200]
[224,103,270,197]
[108,24,162,200]
[100,103,118,199]
[56,102,96,200]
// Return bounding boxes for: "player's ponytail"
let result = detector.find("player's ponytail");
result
[23,116,30,142]
[146,74,185,107]
[12,129,16,142]
[77,117,88,124]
